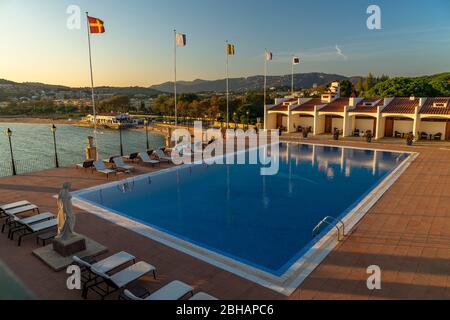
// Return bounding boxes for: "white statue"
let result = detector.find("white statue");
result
[56,182,76,241]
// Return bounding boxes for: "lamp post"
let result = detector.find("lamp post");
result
[51,124,59,168]
[119,124,124,157]
[144,118,150,150]
[5,128,17,176]
[246,111,250,130]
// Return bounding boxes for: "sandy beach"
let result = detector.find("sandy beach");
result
[0,117,78,125]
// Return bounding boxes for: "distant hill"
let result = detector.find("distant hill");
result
[150,73,360,93]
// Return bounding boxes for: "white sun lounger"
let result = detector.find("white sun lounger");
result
[93,161,117,179]
[3,204,39,217]
[7,212,55,239]
[153,149,172,163]
[16,218,58,246]
[123,280,194,301]
[112,157,135,172]
[87,261,156,299]
[0,201,32,213]
[139,152,160,167]
[73,251,136,274]
[190,292,218,300]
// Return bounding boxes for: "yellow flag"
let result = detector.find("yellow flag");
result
[226,43,235,55]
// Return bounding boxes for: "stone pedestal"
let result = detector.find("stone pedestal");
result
[52,235,86,257]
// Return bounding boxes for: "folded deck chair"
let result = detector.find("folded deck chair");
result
[123,281,194,301]
[153,149,172,163]
[76,160,94,170]
[138,152,160,167]
[112,157,134,172]
[86,261,156,300]
[73,251,137,297]
[15,218,58,246]
[5,212,55,239]
[93,161,117,179]
[190,292,218,301]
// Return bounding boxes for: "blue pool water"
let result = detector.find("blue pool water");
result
[75,143,409,276]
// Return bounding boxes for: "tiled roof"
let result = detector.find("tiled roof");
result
[270,104,288,112]
[291,98,322,112]
[320,98,349,113]
[382,98,419,114]
[420,97,450,115]
[352,98,383,113]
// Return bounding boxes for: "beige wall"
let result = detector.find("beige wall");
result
[393,119,414,134]
[419,121,447,140]
[355,118,375,133]
[332,117,344,131]
[295,115,314,129]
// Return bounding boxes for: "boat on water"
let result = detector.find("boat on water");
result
[76,113,142,130]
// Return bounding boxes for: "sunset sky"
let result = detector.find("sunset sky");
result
[1,0,450,87]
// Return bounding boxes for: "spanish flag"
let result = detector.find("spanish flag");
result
[88,16,105,34]
[226,43,235,55]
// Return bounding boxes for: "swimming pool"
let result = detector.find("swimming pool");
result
[73,143,414,295]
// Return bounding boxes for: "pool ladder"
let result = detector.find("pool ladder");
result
[312,216,346,241]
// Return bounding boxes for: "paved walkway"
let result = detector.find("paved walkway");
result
[0,141,449,300]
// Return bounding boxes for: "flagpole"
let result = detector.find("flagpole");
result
[264,49,268,130]
[291,55,294,95]
[226,40,229,129]
[174,29,178,126]
[86,12,97,148]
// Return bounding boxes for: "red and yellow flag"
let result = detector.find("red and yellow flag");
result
[88,16,105,34]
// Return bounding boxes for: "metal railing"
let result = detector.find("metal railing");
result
[312,216,346,241]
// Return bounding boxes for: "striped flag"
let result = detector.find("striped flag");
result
[265,51,273,61]
[226,43,235,55]
[176,33,187,47]
[293,56,300,65]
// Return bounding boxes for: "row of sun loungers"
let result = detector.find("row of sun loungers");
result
[1,200,217,300]
[76,148,174,179]
[1,201,57,246]
[72,251,217,300]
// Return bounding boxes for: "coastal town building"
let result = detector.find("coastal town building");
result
[266,82,450,140]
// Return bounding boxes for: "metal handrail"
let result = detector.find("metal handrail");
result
[312,216,346,241]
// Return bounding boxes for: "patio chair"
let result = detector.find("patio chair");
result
[73,252,137,297]
[138,152,160,167]
[420,132,428,140]
[126,152,139,162]
[353,129,360,137]
[394,131,402,138]
[433,133,442,141]
[85,261,156,299]
[190,292,219,301]
[93,161,117,179]
[122,281,194,301]
[153,149,172,163]
[7,212,55,239]
[13,218,58,246]
[112,157,135,172]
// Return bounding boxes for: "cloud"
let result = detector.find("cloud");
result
[335,45,348,60]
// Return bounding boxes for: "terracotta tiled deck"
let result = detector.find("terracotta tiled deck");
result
[0,141,449,300]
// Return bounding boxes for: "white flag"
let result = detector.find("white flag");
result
[265,51,273,61]
[176,33,187,47]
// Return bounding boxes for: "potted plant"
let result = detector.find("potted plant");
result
[333,129,340,141]
[366,131,372,143]
[303,128,309,139]
[405,133,414,146]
